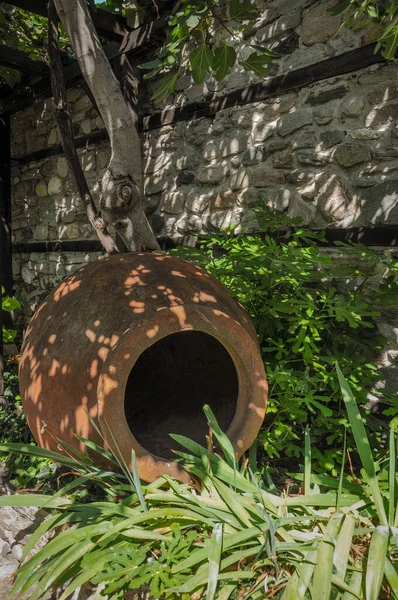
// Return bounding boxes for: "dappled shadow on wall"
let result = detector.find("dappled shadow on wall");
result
[19,253,268,483]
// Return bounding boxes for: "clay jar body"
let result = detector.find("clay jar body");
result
[19,253,267,482]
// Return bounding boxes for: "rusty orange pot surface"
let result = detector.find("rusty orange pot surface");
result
[19,253,267,482]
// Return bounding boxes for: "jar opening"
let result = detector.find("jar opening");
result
[124,331,238,459]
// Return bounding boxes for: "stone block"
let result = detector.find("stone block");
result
[362,180,398,224]
[292,128,318,149]
[365,102,398,129]
[242,146,267,166]
[288,194,316,224]
[57,157,68,178]
[230,169,252,191]
[277,109,312,137]
[35,181,47,197]
[220,135,249,157]
[302,0,342,45]
[21,266,35,284]
[225,71,250,90]
[334,142,371,167]
[341,96,365,118]
[272,150,295,169]
[296,149,331,166]
[186,190,211,214]
[252,165,285,187]
[47,176,63,196]
[305,171,360,226]
[367,84,398,105]
[256,10,301,43]
[33,224,48,241]
[203,142,218,162]
[313,106,334,125]
[375,146,398,159]
[162,191,185,214]
[210,190,237,210]
[184,119,211,146]
[347,128,385,140]
[258,187,291,211]
[320,130,345,148]
[306,85,348,106]
[196,165,224,185]
[237,188,261,207]
[176,170,195,185]
[286,169,315,185]
[176,212,202,234]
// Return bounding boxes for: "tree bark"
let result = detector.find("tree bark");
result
[53,0,160,251]
[48,0,118,255]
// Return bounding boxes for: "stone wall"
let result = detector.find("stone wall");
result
[9,0,398,330]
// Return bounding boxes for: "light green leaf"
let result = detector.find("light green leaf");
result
[239,52,271,77]
[213,44,236,81]
[336,363,388,526]
[151,71,179,103]
[189,44,214,83]
[366,526,389,600]
[312,513,343,600]
[207,523,223,600]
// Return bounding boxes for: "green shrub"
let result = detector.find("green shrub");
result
[172,208,398,474]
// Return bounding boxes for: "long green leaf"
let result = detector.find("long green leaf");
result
[0,494,71,508]
[207,523,223,600]
[366,526,389,600]
[334,514,355,581]
[384,558,398,599]
[0,443,78,469]
[312,513,343,600]
[389,424,396,527]
[342,566,364,600]
[203,404,236,470]
[336,363,388,526]
[304,425,311,495]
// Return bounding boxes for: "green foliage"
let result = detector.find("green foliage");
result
[0,384,397,600]
[0,4,49,86]
[138,0,279,102]
[172,208,398,475]
[0,361,57,490]
[2,287,20,343]
[331,0,398,60]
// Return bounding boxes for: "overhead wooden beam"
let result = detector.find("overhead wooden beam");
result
[0,16,167,115]
[0,44,49,75]
[4,0,132,40]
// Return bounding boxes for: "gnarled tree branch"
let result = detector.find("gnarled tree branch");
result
[53,0,160,251]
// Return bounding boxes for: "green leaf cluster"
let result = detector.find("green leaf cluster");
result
[331,0,398,60]
[2,287,20,343]
[172,206,398,475]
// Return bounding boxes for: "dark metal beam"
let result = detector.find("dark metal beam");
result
[11,227,398,255]
[0,113,13,296]
[4,0,132,40]
[0,44,49,75]
[0,113,13,398]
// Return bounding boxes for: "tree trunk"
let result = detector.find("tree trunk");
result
[54,0,160,252]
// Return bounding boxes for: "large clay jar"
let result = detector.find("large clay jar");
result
[19,253,267,482]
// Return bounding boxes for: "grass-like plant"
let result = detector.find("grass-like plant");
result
[0,368,397,599]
